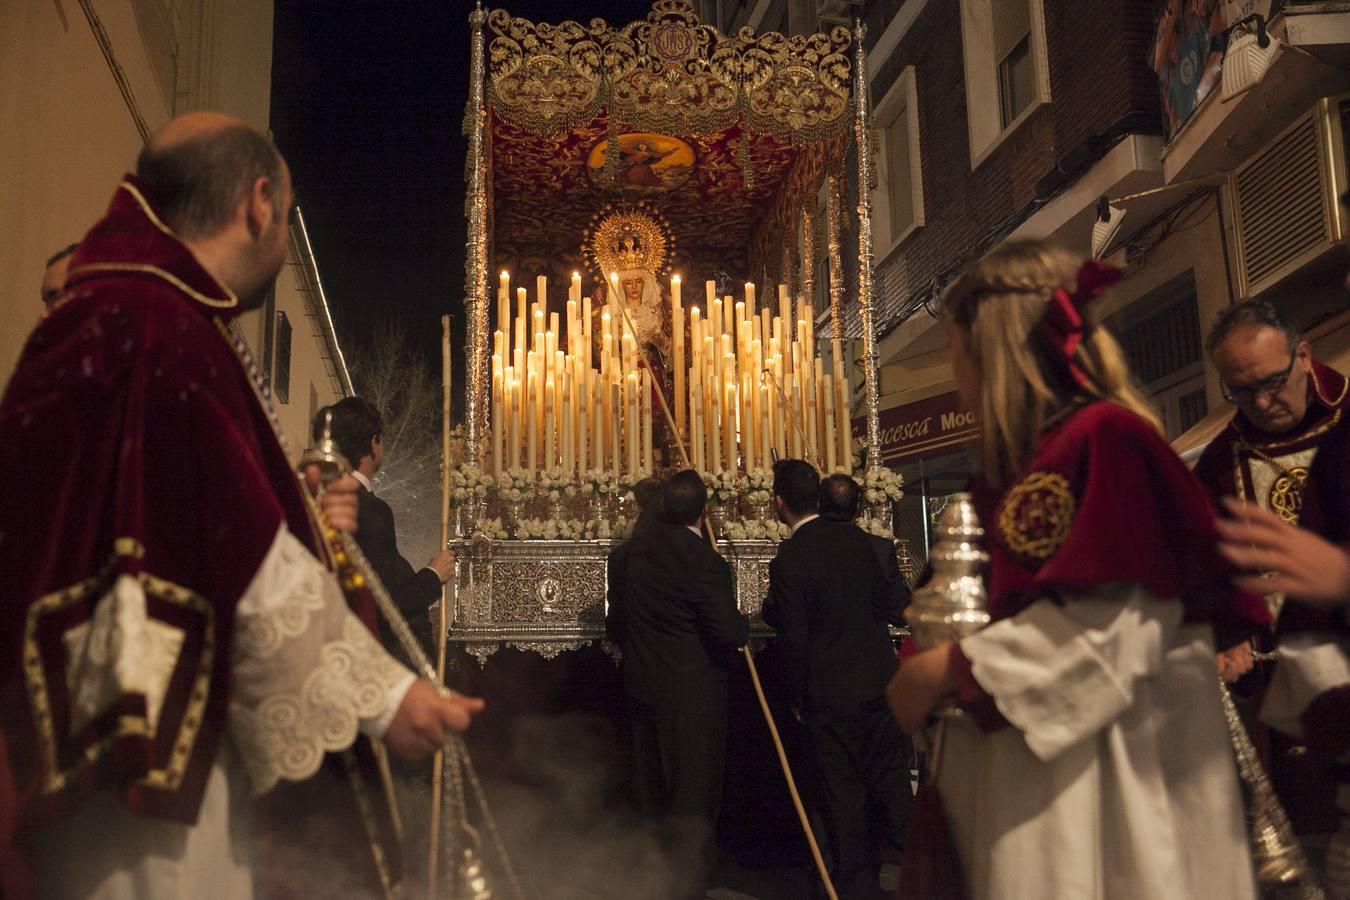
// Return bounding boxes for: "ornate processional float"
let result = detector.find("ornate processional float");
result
[441,0,902,665]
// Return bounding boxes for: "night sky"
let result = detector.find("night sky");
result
[271,1,661,417]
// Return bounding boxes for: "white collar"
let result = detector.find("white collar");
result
[790,513,820,536]
[687,525,704,538]
[351,470,373,492]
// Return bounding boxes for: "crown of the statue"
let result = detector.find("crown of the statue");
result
[585,204,672,279]
[612,230,648,272]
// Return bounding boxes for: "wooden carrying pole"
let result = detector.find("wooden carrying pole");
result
[618,306,839,900]
[428,314,452,898]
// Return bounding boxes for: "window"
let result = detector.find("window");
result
[1109,278,1207,440]
[872,66,925,255]
[274,310,292,404]
[959,0,1051,168]
[992,0,1033,128]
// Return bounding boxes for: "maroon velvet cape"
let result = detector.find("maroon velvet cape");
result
[1272,369,1350,807]
[1193,361,1350,513]
[899,401,1268,899]
[1192,361,1350,832]
[0,178,383,895]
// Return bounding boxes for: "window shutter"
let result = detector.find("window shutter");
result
[991,0,1031,63]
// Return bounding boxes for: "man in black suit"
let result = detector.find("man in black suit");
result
[818,473,910,627]
[762,461,912,899]
[604,475,665,649]
[315,398,454,660]
[618,470,748,893]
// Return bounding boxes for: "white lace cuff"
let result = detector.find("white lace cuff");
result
[362,671,416,740]
[228,526,414,795]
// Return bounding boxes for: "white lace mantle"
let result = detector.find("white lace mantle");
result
[228,527,412,794]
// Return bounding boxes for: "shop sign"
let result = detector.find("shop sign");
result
[851,391,978,468]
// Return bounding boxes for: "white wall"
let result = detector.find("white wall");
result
[1,0,345,458]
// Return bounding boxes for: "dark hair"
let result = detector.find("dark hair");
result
[135,125,284,239]
[1206,299,1300,356]
[819,473,861,521]
[314,397,383,470]
[632,476,664,513]
[662,470,707,527]
[773,459,819,516]
[46,243,79,268]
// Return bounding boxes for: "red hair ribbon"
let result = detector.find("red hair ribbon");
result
[1041,260,1122,389]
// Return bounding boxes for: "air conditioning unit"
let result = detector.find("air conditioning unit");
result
[1226,93,1348,299]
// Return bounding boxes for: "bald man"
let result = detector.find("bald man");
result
[0,113,482,899]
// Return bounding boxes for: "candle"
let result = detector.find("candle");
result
[723,375,735,471]
[509,377,522,471]
[582,297,593,373]
[625,372,637,475]
[610,381,622,477]
[499,272,511,351]
[544,374,556,469]
[823,372,836,472]
[671,273,682,308]
[691,373,705,472]
[760,383,772,470]
[537,274,547,312]
[710,297,722,340]
[723,295,734,337]
[641,369,653,472]
[709,374,721,473]
[674,301,686,436]
[592,375,603,476]
[571,270,582,304]
[601,317,613,376]
[745,281,756,312]
[491,361,503,476]
[526,369,538,473]
[705,280,716,310]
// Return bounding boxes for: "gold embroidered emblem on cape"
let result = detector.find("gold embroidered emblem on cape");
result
[998,471,1076,562]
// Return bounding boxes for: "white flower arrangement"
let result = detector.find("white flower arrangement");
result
[535,467,573,501]
[495,467,534,504]
[587,516,630,541]
[701,470,743,506]
[862,467,904,505]
[720,518,789,542]
[450,464,493,501]
[472,517,509,540]
[743,467,773,503]
[583,469,621,497]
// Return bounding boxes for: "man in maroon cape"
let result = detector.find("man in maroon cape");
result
[0,113,481,899]
[1193,298,1350,844]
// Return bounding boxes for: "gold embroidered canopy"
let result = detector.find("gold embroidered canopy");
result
[484,1,854,289]
[486,0,852,142]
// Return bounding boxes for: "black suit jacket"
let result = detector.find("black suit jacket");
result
[354,486,441,648]
[604,511,657,646]
[762,518,903,714]
[617,521,748,709]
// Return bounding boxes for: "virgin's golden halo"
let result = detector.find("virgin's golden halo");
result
[582,204,674,280]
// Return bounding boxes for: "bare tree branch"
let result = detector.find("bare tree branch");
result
[347,320,444,565]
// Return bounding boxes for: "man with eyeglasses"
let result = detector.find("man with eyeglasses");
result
[1193,298,1350,858]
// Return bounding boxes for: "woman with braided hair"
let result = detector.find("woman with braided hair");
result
[886,240,1268,899]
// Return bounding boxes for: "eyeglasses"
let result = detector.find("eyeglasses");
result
[1220,356,1296,405]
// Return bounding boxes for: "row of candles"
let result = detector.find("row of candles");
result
[488,272,853,478]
